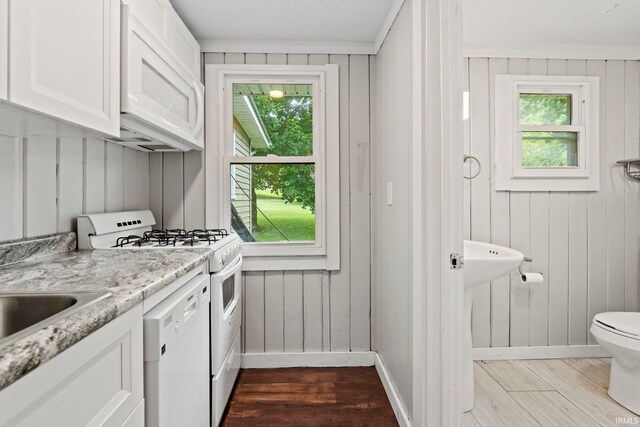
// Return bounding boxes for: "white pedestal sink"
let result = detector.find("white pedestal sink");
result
[462,240,524,412]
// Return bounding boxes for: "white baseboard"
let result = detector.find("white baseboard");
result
[374,354,412,427]
[240,351,376,369]
[473,345,610,360]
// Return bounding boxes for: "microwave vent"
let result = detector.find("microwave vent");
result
[138,144,178,152]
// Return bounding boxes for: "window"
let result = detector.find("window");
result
[495,75,600,191]
[207,64,340,270]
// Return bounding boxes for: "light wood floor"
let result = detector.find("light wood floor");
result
[466,358,639,427]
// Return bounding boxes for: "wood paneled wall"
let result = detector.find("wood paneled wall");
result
[0,136,149,241]
[370,0,414,415]
[464,58,640,348]
[149,52,373,353]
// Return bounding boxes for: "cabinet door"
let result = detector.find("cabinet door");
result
[124,0,200,80]
[0,306,144,427]
[121,400,144,427]
[122,12,204,149]
[8,0,120,136]
[0,0,7,100]
[167,13,201,80]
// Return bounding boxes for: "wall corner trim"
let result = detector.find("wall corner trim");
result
[240,351,375,369]
[199,40,375,55]
[375,353,412,427]
[372,0,407,54]
[463,42,640,60]
[473,345,609,361]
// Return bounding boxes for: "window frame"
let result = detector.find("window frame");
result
[495,75,600,192]
[207,64,340,271]
[230,131,246,201]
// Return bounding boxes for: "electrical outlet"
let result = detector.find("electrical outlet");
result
[386,182,393,206]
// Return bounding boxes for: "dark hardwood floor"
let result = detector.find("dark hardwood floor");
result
[221,367,399,426]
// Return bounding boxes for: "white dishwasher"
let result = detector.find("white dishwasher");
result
[144,273,210,427]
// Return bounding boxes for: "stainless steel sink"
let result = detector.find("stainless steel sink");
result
[0,291,111,348]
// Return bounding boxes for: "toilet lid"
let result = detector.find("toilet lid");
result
[594,312,640,338]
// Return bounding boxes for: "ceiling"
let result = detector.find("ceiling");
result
[464,0,640,58]
[169,0,398,53]
[169,0,640,57]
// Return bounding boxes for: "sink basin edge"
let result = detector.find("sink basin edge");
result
[0,291,112,350]
[463,240,524,289]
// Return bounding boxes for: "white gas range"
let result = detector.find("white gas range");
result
[77,210,242,426]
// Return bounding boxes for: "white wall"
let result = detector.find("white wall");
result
[0,136,149,241]
[371,0,414,417]
[464,57,640,348]
[149,51,372,354]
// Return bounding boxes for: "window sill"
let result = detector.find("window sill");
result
[496,176,600,192]
[241,255,339,271]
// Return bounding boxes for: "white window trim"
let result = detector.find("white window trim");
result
[205,64,340,271]
[495,75,600,192]
[230,132,240,200]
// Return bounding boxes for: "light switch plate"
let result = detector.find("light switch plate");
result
[386,182,393,206]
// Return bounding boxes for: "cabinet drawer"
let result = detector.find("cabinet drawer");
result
[0,306,144,427]
[212,330,241,426]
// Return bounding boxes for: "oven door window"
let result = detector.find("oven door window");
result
[222,274,235,311]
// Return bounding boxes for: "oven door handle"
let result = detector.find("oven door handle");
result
[212,255,242,278]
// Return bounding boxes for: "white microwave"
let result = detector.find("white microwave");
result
[115,1,204,152]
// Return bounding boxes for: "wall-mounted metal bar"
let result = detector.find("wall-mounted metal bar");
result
[463,154,481,180]
[617,159,640,181]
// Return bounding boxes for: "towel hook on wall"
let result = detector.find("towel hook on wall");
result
[617,159,640,181]
[463,154,481,180]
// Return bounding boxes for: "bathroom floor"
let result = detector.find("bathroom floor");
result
[466,358,636,426]
[221,367,398,426]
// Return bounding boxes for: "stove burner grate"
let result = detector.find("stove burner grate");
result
[114,235,143,247]
[113,229,232,247]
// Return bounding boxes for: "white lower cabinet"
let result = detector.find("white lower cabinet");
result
[0,305,144,427]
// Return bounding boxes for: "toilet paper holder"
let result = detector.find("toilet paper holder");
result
[518,257,542,280]
[518,257,534,276]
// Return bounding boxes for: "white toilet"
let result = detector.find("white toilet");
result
[591,312,640,415]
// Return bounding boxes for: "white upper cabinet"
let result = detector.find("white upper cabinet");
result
[0,0,7,101]
[7,0,120,136]
[125,0,201,79]
[121,0,204,150]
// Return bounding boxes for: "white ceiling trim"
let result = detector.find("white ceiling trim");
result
[464,42,640,60]
[199,39,376,55]
[373,0,406,53]
[198,0,407,55]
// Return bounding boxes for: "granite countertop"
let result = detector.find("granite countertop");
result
[0,243,214,390]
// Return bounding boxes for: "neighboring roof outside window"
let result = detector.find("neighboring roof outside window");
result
[232,95,271,149]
